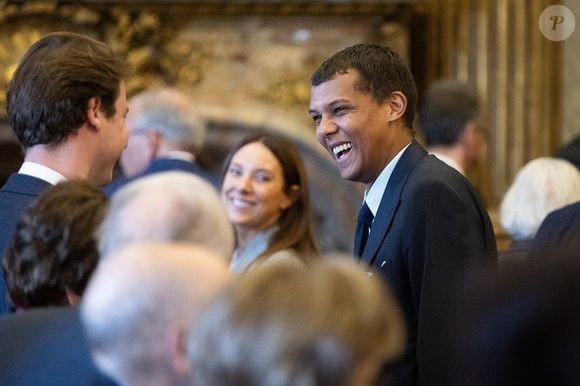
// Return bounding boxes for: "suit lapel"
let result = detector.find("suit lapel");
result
[360,141,427,265]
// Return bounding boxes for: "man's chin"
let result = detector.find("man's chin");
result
[337,167,359,182]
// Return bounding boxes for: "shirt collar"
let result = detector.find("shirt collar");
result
[429,152,465,175]
[364,142,411,216]
[230,226,277,275]
[18,161,67,185]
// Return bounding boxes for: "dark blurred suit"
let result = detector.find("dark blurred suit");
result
[357,142,497,386]
[530,201,580,260]
[0,306,116,386]
[104,157,210,196]
[555,135,580,169]
[0,173,52,313]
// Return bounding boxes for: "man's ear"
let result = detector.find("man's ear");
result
[386,91,408,122]
[460,121,477,141]
[165,323,191,376]
[65,286,81,306]
[145,130,162,158]
[86,96,102,130]
[460,121,485,159]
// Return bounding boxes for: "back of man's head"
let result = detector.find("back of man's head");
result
[7,31,129,149]
[98,171,233,260]
[80,242,230,386]
[127,87,206,150]
[188,257,405,386]
[420,79,479,146]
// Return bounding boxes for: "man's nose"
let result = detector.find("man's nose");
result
[317,115,338,138]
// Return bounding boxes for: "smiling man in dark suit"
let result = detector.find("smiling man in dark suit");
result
[308,44,497,386]
[0,32,130,314]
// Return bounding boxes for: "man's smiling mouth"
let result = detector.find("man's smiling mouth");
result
[332,142,352,159]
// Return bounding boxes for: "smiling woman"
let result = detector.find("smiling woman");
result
[220,132,320,274]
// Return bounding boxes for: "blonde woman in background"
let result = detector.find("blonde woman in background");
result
[500,157,580,266]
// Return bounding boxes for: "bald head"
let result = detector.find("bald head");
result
[98,171,234,260]
[81,243,230,386]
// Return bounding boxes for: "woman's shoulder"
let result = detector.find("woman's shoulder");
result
[258,248,305,269]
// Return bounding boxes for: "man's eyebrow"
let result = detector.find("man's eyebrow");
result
[309,99,351,114]
[328,98,350,106]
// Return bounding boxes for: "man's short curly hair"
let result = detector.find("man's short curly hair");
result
[3,180,108,309]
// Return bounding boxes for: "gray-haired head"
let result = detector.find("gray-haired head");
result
[81,242,230,386]
[187,256,405,386]
[98,171,234,260]
[127,87,206,150]
[500,157,580,240]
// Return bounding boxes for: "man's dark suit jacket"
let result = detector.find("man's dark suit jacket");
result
[357,141,497,386]
[0,173,52,314]
[555,135,580,169]
[104,157,210,196]
[530,201,580,260]
[0,307,116,386]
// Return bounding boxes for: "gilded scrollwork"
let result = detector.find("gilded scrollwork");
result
[251,69,312,107]
[0,2,216,113]
[0,1,404,118]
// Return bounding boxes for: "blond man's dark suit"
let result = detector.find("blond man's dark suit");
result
[356,141,497,386]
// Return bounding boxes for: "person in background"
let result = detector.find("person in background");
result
[308,43,497,386]
[419,79,485,176]
[105,87,211,195]
[187,256,406,386]
[0,31,129,313]
[81,243,230,386]
[220,132,319,274]
[98,171,233,261]
[3,180,107,311]
[499,157,580,266]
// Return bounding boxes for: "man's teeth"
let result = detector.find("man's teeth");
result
[332,143,352,155]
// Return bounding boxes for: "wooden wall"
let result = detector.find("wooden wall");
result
[413,0,562,208]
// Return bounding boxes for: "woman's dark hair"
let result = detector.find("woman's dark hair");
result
[220,132,319,262]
